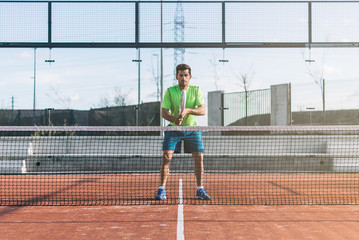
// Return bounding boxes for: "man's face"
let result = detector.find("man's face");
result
[176,69,192,89]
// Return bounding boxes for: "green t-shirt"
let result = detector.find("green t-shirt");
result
[161,84,205,126]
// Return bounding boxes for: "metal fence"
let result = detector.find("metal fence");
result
[223,88,271,126]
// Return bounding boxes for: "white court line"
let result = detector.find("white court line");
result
[177,178,185,240]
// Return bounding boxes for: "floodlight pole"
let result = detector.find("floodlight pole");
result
[152,54,160,102]
[160,0,164,127]
[33,48,37,111]
[135,48,141,126]
[45,108,54,126]
[322,78,325,125]
[134,2,141,126]
[306,107,315,125]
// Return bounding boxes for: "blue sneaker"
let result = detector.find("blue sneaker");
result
[155,188,166,200]
[196,188,211,200]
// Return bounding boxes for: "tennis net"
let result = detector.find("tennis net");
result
[0,125,359,205]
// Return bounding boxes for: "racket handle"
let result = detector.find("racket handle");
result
[179,90,186,115]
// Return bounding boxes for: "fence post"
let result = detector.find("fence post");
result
[270,83,291,126]
[208,91,225,126]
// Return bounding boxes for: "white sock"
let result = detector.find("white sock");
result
[197,186,204,190]
[159,186,165,190]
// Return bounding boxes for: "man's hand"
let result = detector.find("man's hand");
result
[174,117,183,126]
[176,108,191,125]
[161,105,205,126]
[179,108,190,120]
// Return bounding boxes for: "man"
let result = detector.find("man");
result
[155,64,211,201]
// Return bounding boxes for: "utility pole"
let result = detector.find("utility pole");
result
[11,96,14,110]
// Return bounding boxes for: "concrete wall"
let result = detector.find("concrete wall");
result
[270,83,291,126]
[292,109,359,125]
[208,91,224,126]
[2,135,356,173]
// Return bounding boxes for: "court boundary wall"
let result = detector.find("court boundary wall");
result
[1,134,359,173]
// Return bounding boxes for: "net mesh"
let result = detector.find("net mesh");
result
[0,125,359,206]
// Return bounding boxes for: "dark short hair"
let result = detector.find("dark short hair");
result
[176,64,191,76]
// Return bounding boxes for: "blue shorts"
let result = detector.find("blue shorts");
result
[162,130,204,153]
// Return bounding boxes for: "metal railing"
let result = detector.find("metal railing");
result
[223,88,271,126]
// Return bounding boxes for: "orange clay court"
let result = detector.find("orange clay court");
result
[1,125,359,238]
[1,173,359,206]
[1,173,359,239]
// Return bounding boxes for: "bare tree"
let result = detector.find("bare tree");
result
[96,87,131,108]
[113,87,129,107]
[47,86,72,109]
[235,72,252,93]
[234,70,253,126]
[151,55,160,102]
[302,49,326,124]
[209,54,221,90]
[98,97,110,108]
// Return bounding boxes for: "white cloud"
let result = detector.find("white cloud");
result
[323,64,342,76]
[70,94,80,102]
[343,18,354,26]
[0,81,7,87]
[321,22,331,31]
[14,50,32,58]
[298,17,307,24]
[349,89,359,98]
